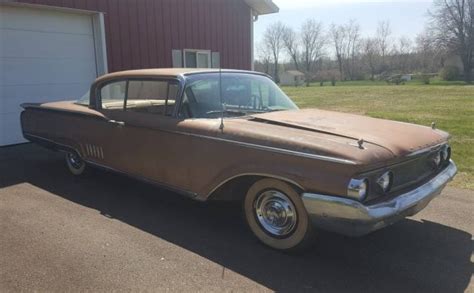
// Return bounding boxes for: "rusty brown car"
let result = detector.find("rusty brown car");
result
[21,69,457,251]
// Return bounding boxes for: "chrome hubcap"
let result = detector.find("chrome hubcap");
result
[254,190,297,237]
[67,153,83,169]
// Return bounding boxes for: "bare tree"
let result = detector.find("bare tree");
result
[256,41,272,75]
[263,22,285,83]
[344,20,361,80]
[282,25,300,70]
[416,31,434,71]
[301,19,326,85]
[330,23,347,80]
[376,20,392,65]
[329,20,360,80]
[362,38,379,80]
[416,30,445,72]
[393,36,413,73]
[253,12,466,81]
[429,0,473,82]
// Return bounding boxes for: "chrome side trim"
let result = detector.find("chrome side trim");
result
[120,118,356,165]
[167,130,357,165]
[23,133,82,157]
[302,160,457,236]
[205,173,305,198]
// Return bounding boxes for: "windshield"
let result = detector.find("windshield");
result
[179,73,298,118]
[76,90,90,106]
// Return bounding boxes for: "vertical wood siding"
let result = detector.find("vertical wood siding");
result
[15,0,252,72]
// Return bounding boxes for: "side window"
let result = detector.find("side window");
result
[126,80,179,116]
[101,81,126,110]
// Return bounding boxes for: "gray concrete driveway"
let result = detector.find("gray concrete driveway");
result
[1,144,472,292]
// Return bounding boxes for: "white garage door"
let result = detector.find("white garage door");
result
[0,5,100,146]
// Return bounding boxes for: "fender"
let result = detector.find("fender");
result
[198,163,307,201]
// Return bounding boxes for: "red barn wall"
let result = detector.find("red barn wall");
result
[15,0,252,72]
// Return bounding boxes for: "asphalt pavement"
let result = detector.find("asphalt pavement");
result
[1,144,472,292]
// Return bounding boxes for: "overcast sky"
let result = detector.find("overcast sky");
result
[254,0,434,46]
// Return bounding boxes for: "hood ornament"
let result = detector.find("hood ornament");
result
[357,138,365,149]
[431,122,436,129]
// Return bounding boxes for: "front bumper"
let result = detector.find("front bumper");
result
[302,160,457,236]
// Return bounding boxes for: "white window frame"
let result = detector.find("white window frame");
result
[183,49,211,68]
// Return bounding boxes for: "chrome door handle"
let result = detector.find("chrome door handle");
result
[109,120,125,127]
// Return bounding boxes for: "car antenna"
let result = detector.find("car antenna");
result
[219,68,225,131]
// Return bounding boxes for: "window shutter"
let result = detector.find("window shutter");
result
[172,50,183,68]
[211,52,220,68]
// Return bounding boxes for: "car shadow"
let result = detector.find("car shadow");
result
[1,144,472,292]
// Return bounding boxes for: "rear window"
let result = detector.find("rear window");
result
[125,80,178,116]
[100,81,127,110]
[96,79,180,116]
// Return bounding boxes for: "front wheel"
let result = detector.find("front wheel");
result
[65,151,86,176]
[243,178,314,251]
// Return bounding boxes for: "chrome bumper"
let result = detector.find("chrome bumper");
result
[302,160,457,236]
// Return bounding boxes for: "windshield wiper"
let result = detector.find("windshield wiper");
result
[206,109,248,116]
[206,109,286,116]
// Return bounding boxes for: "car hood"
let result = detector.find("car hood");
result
[249,109,449,157]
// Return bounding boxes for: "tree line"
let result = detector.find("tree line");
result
[256,0,473,84]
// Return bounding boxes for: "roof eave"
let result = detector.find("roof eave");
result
[244,0,279,15]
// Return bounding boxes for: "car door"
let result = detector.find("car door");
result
[97,78,194,193]
[90,79,130,170]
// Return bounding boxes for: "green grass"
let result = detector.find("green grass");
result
[281,82,474,190]
[318,79,468,87]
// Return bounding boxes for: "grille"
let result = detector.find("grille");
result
[390,153,440,192]
[365,147,448,202]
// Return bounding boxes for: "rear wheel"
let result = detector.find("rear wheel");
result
[65,151,86,176]
[243,178,314,251]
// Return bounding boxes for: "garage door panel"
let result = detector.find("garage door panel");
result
[2,83,91,103]
[1,83,90,115]
[1,28,95,59]
[1,112,25,145]
[1,58,96,86]
[0,6,93,35]
[0,5,100,146]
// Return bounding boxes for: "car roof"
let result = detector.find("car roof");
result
[95,68,268,83]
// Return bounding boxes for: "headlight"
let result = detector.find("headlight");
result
[347,178,368,201]
[377,171,393,193]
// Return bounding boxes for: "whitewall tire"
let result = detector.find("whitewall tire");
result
[65,151,86,176]
[244,178,314,251]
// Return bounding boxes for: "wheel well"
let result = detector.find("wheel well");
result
[56,145,82,158]
[208,175,303,202]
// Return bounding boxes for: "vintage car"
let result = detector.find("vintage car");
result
[21,68,457,251]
